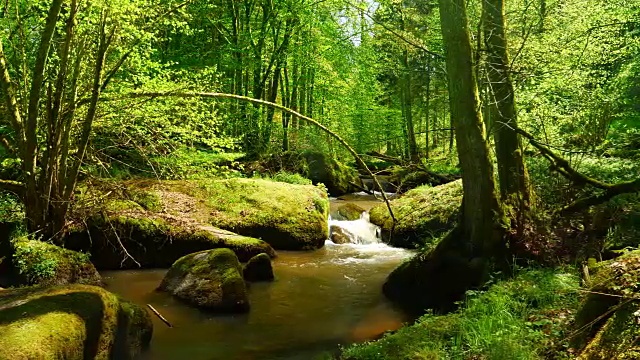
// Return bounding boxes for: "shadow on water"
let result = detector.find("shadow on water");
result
[103,195,414,360]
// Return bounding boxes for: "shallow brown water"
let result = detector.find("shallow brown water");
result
[103,238,413,360]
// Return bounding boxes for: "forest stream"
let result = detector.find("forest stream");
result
[102,195,414,360]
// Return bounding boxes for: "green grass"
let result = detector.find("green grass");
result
[341,268,581,360]
[254,171,313,185]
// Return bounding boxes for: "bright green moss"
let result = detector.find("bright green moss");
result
[369,179,462,248]
[0,285,152,360]
[12,237,100,287]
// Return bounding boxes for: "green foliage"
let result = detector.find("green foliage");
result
[527,155,640,209]
[0,192,23,223]
[341,268,581,360]
[11,236,96,286]
[262,171,313,185]
[13,241,58,283]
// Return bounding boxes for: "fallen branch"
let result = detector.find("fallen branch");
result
[505,123,640,215]
[146,304,173,328]
[127,91,397,224]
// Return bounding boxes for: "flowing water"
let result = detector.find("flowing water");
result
[103,194,413,360]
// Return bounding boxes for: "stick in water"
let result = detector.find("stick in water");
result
[146,304,173,328]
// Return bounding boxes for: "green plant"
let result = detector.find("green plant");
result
[13,242,59,283]
[341,268,580,360]
[268,171,313,185]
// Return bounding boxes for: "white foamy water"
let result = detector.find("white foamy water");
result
[326,212,413,265]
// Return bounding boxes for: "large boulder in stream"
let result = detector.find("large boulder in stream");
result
[6,236,101,287]
[65,178,328,267]
[573,251,640,359]
[0,284,152,359]
[369,179,462,249]
[243,253,274,282]
[159,248,249,312]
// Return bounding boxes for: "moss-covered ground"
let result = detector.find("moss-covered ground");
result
[67,178,328,267]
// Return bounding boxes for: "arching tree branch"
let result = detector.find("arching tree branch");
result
[129,91,397,223]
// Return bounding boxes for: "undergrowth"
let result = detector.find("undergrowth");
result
[341,268,581,360]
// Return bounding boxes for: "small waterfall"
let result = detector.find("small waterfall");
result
[328,212,382,245]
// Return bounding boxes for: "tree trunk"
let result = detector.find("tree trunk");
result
[483,0,532,210]
[382,0,508,314]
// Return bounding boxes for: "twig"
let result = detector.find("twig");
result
[146,304,173,328]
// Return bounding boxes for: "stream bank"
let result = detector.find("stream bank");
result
[103,194,414,360]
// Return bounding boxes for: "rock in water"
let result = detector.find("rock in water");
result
[337,203,366,221]
[158,248,249,312]
[243,253,274,282]
[330,225,353,244]
[0,284,152,360]
[369,179,462,249]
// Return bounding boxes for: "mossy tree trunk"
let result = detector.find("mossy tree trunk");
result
[483,0,532,215]
[382,0,509,314]
[439,0,506,255]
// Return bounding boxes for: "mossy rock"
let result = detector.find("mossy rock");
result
[337,203,366,221]
[243,253,274,282]
[574,250,640,358]
[370,180,462,249]
[0,284,152,359]
[301,151,359,196]
[69,178,328,258]
[65,215,275,270]
[158,248,249,312]
[10,237,101,287]
[189,178,329,250]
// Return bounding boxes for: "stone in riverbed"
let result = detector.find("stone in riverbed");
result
[337,203,366,221]
[369,179,462,249]
[330,225,353,244]
[0,284,152,360]
[243,253,274,282]
[158,248,249,312]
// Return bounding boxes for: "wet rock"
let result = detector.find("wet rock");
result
[10,237,102,287]
[370,179,462,249]
[158,248,249,312]
[243,253,274,282]
[0,284,152,360]
[337,203,366,221]
[573,250,640,359]
[330,225,353,244]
